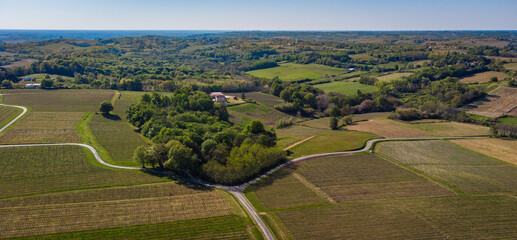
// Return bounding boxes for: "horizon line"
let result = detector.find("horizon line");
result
[1,29,517,32]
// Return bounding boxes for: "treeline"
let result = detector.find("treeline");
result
[129,88,286,185]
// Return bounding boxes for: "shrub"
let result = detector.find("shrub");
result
[99,101,113,115]
[276,117,293,129]
[330,117,339,130]
[274,102,297,114]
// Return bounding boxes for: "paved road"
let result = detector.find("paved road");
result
[0,103,489,240]
[0,104,27,133]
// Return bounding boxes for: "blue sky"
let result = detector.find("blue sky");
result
[1,0,516,30]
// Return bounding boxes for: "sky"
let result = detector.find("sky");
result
[1,0,516,31]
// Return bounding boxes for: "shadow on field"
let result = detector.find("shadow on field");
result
[101,113,122,121]
[139,169,213,191]
[247,164,299,192]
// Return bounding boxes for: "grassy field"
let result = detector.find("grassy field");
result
[0,105,22,130]
[276,125,330,148]
[228,102,289,127]
[450,138,517,165]
[274,196,517,239]
[289,131,377,158]
[347,119,489,138]
[313,81,377,95]
[0,145,166,198]
[350,112,391,121]
[89,113,148,167]
[459,71,509,84]
[498,116,517,125]
[247,62,348,81]
[377,140,517,194]
[376,72,413,81]
[2,89,114,112]
[349,53,378,62]
[504,62,517,70]
[242,92,284,108]
[467,87,517,118]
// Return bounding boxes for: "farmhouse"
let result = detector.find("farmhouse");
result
[210,92,226,103]
[25,83,41,88]
[23,77,35,81]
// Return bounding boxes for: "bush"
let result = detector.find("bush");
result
[1,80,13,89]
[276,117,293,129]
[330,117,339,130]
[40,79,54,89]
[389,108,422,121]
[274,102,297,114]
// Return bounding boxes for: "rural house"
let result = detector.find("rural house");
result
[210,92,227,103]
[25,83,41,88]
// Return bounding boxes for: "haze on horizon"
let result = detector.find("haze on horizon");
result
[1,0,516,31]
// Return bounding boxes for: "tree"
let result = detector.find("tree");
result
[1,80,13,89]
[133,145,149,168]
[99,101,113,115]
[165,140,197,173]
[330,117,338,130]
[40,79,54,89]
[490,76,498,82]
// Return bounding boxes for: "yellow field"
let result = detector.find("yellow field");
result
[450,138,517,165]
[347,119,489,138]
[377,72,413,81]
[459,71,509,84]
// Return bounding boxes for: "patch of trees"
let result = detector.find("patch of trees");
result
[130,88,285,185]
[490,124,517,138]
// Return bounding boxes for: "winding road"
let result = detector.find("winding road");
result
[0,103,489,240]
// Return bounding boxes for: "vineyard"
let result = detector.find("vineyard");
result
[0,105,22,130]
[467,87,517,118]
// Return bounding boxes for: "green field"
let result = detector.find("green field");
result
[0,145,166,198]
[89,113,148,167]
[276,125,330,148]
[377,140,517,194]
[2,89,114,112]
[247,62,348,81]
[376,72,413,81]
[228,102,290,127]
[289,131,377,157]
[313,81,377,95]
[0,105,22,130]
[242,92,284,108]
[498,116,517,126]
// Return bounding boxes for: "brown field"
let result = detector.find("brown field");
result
[0,59,36,68]
[450,138,517,165]
[347,119,428,138]
[0,129,80,144]
[0,183,235,238]
[487,56,517,62]
[508,107,517,117]
[274,196,517,240]
[459,71,509,84]
[504,62,517,71]
[2,89,114,112]
[350,112,390,121]
[377,72,413,81]
[467,87,517,118]
[347,119,489,138]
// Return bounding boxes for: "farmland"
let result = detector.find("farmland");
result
[89,113,148,167]
[228,102,290,127]
[1,89,114,112]
[275,125,329,148]
[467,87,517,118]
[247,62,348,81]
[274,196,517,239]
[241,91,284,107]
[347,119,489,138]
[450,138,517,165]
[313,81,377,95]
[0,145,166,198]
[288,131,377,157]
[0,180,248,238]
[504,62,517,71]
[459,71,509,84]
[377,140,517,194]
[0,105,22,130]
[376,72,413,81]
